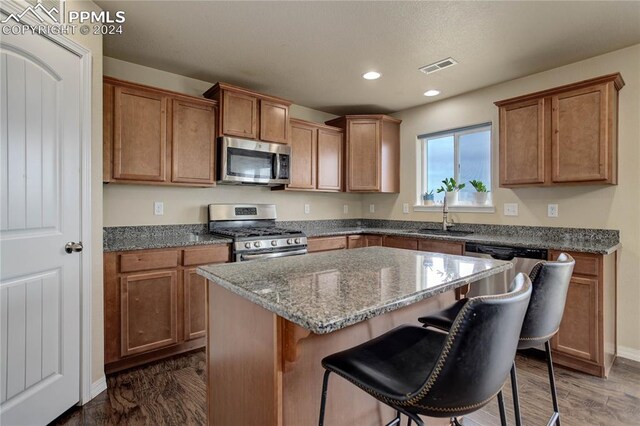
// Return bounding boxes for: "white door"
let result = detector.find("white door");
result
[0,28,83,425]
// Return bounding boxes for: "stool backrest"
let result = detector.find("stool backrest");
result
[408,273,531,416]
[519,253,575,348]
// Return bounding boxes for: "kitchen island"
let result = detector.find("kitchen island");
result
[198,247,512,425]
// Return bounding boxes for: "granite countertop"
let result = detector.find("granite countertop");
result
[103,224,231,252]
[198,246,512,334]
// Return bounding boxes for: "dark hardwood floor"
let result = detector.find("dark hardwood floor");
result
[52,349,639,425]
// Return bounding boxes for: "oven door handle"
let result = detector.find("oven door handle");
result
[240,248,308,261]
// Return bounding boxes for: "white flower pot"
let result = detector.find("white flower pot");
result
[445,191,459,205]
[474,192,489,205]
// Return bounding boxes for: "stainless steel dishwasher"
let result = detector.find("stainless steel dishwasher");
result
[464,242,548,297]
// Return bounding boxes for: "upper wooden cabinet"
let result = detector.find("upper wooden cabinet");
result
[284,119,343,192]
[495,73,624,187]
[103,77,217,187]
[203,82,291,144]
[326,115,401,193]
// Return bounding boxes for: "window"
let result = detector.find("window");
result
[418,123,492,210]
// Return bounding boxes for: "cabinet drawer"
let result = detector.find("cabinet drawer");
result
[183,245,230,266]
[418,239,464,255]
[120,250,179,273]
[347,235,367,249]
[550,250,599,277]
[308,236,347,253]
[383,236,418,250]
[365,235,383,247]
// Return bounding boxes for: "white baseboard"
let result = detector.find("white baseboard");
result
[90,376,108,399]
[618,345,640,362]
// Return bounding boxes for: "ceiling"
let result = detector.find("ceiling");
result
[96,1,640,115]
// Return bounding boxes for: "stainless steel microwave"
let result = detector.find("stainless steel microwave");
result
[217,137,291,186]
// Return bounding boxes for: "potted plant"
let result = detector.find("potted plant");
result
[422,190,435,206]
[436,178,465,205]
[469,179,489,205]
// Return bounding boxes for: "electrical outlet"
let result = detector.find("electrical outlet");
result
[154,201,164,216]
[369,204,375,213]
[503,203,518,216]
[402,203,410,214]
[343,204,349,214]
[304,204,310,214]
[548,204,559,218]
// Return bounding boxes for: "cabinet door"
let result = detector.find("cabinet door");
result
[221,90,258,139]
[288,121,317,189]
[382,236,418,250]
[552,84,609,183]
[260,100,289,143]
[171,99,216,185]
[113,86,167,182]
[551,275,599,363]
[120,270,178,356]
[347,119,380,191]
[499,99,546,186]
[317,129,343,191]
[347,235,366,249]
[365,235,383,247]
[418,239,464,255]
[307,236,347,253]
[184,268,207,340]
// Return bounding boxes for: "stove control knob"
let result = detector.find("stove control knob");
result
[294,238,301,244]
[244,242,251,249]
[271,240,278,247]
[254,241,262,248]
[287,238,293,245]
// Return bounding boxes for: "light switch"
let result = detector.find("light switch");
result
[304,204,310,214]
[548,204,559,218]
[402,203,410,214]
[504,203,518,216]
[369,204,375,213]
[343,204,349,214]
[154,201,164,216]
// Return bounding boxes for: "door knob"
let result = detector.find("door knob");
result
[65,241,83,254]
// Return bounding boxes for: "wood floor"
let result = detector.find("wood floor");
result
[52,349,639,425]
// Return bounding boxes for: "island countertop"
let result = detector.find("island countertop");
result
[198,246,512,334]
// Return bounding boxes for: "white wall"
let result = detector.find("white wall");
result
[102,57,361,225]
[362,44,640,357]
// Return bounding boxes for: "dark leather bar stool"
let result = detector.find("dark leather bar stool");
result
[418,253,575,426]
[318,273,532,426]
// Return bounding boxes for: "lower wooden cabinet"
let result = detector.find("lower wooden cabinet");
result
[104,244,230,373]
[549,250,617,377]
[307,236,347,253]
[382,235,418,250]
[418,239,464,255]
[347,235,366,249]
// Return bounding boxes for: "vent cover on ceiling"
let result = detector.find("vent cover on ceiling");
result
[419,57,458,74]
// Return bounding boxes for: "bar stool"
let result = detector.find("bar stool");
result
[418,253,575,426]
[318,273,532,426]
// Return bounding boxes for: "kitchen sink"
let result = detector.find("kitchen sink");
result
[417,229,474,237]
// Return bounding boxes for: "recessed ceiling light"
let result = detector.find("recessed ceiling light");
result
[362,71,381,80]
[424,90,440,97]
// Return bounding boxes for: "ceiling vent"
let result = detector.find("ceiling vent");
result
[419,57,458,74]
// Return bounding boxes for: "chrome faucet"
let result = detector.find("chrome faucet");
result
[442,196,454,231]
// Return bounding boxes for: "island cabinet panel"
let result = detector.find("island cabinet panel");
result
[103,77,218,187]
[418,239,464,255]
[120,270,179,357]
[307,236,347,253]
[288,120,317,189]
[103,244,231,373]
[326,115,401,193]
[170,99,216,185]
[549,250,617,377]
[495,73,623,187]
[382,235,418,250]
[203,82,292,143]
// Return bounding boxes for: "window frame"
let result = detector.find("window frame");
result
[415,122,495,213]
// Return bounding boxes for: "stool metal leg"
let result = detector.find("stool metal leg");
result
[510,362,522,426]
[545,341,561,426]
[497,390,507,426]
[318,370,331,426]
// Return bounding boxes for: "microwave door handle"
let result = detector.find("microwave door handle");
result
[274,154,281,180]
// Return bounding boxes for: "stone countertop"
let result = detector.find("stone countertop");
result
[304,227,620,255]
[103,224,231,252]
[198,247,512,334]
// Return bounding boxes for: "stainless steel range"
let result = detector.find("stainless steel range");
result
[208,204,307,262]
